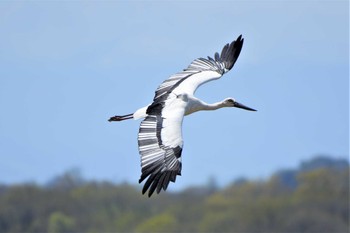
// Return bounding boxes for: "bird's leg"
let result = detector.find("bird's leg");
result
[108,113,133,122]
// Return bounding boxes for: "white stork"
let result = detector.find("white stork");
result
[109,35,256,197]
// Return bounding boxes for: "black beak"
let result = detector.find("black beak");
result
[234,101,257,111]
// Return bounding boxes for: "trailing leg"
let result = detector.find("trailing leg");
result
[108,113,133,122]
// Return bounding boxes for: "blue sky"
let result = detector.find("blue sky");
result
[0,1,348,190]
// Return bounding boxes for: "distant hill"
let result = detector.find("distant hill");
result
[274,155,348,189]
[300,155,349,171]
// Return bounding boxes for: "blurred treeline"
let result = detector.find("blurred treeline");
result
[0,156,348,233]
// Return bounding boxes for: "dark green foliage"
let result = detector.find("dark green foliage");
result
[0,156,348,232]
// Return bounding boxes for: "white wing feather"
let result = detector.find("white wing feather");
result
[138,95,187,197]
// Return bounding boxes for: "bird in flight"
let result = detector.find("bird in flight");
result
[109,35,256,197]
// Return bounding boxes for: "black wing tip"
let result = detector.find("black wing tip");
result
[139,170,180,197]
[235,34,244,45]
[216,34,244,71]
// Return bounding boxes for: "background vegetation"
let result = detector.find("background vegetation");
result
[0,156,348,233]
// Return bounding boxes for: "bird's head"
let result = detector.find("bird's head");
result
[223,98,257,111]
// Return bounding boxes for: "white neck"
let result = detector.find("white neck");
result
[185,97,228,116]
[202,101,227,110]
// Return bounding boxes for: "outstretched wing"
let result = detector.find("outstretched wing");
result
[138,95,186,197]
[153,35,244,102]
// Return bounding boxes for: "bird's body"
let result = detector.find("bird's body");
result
[130,94,233,120]
[109,35,256,197]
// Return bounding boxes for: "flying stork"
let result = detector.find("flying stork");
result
[109,35,256,197]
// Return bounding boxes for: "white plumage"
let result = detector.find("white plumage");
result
[109,35,256,197]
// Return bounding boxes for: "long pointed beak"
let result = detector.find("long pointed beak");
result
[234,101,257,111]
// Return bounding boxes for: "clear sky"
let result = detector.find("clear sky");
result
[0,1,348,190]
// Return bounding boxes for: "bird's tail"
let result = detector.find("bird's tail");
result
[108,113,133,122]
